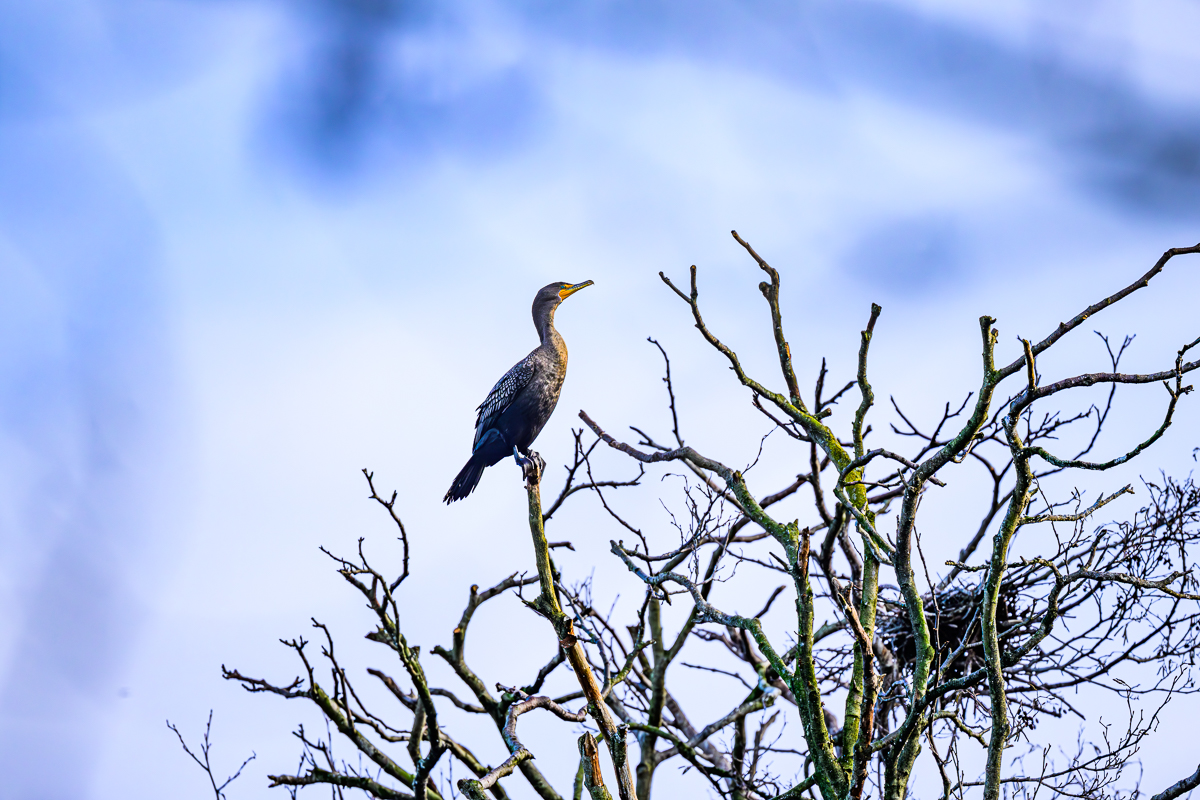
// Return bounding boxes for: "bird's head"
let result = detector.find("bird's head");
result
[533,280,593,321]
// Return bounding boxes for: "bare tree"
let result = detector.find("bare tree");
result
[202,234,1200,800]
[168,712,256,799]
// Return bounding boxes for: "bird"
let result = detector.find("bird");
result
[444,280,594,503]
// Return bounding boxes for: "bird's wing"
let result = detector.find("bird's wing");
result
[472,356,537,451]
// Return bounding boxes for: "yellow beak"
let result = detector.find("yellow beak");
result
[558,280,594,300]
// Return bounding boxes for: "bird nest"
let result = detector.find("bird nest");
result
[877,582,1019,678]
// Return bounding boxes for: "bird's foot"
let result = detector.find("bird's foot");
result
[513,447,545,485]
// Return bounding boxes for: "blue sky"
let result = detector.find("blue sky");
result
[1,1,1199,797]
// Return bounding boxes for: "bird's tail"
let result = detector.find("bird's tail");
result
[444,452,488,503]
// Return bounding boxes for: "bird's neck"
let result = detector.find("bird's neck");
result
[536,305,558,345]
[535,307,568,366]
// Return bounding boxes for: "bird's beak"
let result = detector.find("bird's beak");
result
[558,280,594,300]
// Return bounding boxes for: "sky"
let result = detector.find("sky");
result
[1,1,1199,798]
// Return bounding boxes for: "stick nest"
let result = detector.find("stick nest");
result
[878,582,1020,678]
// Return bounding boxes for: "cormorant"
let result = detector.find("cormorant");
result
[444,280,594,503]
